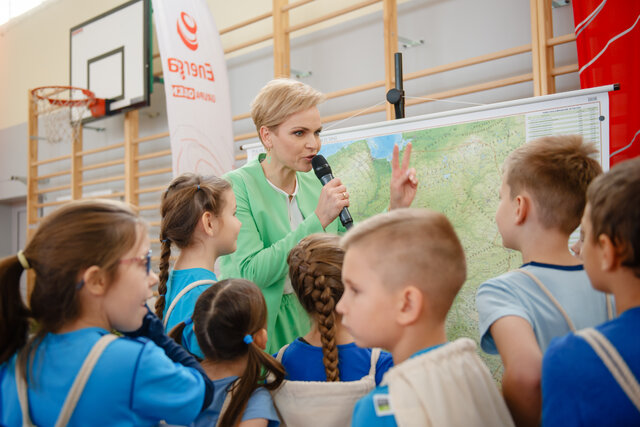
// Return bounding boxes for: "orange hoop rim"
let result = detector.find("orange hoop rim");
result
[31,85,98,107]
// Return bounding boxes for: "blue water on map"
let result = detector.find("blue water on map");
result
[320,132,407,161]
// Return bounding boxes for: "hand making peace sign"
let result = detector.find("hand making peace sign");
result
[389,142,418,210]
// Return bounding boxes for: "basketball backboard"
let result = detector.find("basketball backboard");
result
[70,0,151,120]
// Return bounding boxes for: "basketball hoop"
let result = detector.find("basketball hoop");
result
[31,86,106,144]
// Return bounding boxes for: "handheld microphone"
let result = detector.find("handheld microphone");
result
[311,155,354,230]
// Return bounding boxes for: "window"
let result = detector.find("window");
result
[0,0,46,26]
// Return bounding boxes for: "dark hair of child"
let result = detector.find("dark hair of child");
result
[169,278,285,427]
[0,200,142,379]
[154,173,231,319]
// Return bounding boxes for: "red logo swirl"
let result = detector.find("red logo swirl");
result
[177,12,198,51]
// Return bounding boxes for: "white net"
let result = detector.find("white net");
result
[31,87,94,144]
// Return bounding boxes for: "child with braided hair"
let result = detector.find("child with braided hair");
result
[169,278,284,427]
[269,234,393,426]
[155,173,241,358]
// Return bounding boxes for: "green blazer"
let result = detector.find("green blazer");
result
[219,154,343,348]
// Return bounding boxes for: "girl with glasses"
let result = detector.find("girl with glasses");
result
[0,199,214,426]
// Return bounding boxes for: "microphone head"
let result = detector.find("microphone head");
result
[311,154,332,179]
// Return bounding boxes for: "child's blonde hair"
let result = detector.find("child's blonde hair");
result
[341,208,466,319]
[503,135,602,234]
[288,233,345,382]
[251,78,325,142]
[587,156,640,277]
[0,199,144,375]
[155,173,231,319]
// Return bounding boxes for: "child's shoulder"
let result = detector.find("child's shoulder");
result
[353,384,396,427]
[479,262,587,293]
[213,376,278,425]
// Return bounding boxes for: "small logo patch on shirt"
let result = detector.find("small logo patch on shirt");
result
[373,393,394,417]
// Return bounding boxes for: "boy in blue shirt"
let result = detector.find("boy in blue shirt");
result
[542,156,640,426]
[337,208,513,426]
[475,135,611,426]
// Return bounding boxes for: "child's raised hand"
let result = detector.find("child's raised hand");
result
[389,142,418,210]
[122,305,164,341]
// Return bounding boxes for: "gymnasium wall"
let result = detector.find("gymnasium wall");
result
[0,0,579,258]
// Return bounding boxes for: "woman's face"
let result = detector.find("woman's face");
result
[263,106,322,173]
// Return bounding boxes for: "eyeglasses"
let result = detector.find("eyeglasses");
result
[119,249,152,276]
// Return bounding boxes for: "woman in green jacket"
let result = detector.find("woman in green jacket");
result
[219,79,417,353]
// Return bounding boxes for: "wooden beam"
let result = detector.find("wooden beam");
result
[124,110,140,206]
[80,175,125,187]
[37,170,71,180]
[76,142,124,157]
[136,167,172,178]
[27,88,39,299]
[530,0,542,96]
[540,0,556,93]
[273,0,290,77]
[548,33,576,47]
[135,149,172,161]
[134,131,170,144]
[32,153,71,166]
[383,0,398,120]
[286,0,380,34]
[282,0,314,12]
[219,10,271,35]
[80,159,124,172]
[71,124,83,200]
[224,34,272,55]
[136,185,165,195]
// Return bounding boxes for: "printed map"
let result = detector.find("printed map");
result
[320,106,603,379]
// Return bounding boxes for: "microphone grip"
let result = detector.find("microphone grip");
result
[319,174,333,186]
[319,173,353,230]
[340,208,353,230]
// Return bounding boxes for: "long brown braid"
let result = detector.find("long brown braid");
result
[155,174,231,319]
[287,233,345,382]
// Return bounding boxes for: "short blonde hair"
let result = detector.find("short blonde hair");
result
[504,135,602,234]
[250,78,325,142]
[341,208,467,318]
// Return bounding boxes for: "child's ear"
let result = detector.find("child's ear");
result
[598,233,618,271]
[514,194,530,225]
[81,266,108,296]
[397,286,423,326]
[200,211,217,237]
[254,328,268,350]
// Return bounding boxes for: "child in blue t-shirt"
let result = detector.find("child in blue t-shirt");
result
[169,278,284,427]
[475,135,610,426]
[155,173,241,358]
[280,233,393,384]
[337,209,513,427]
[542,157,640,426]
[0,200,214,426]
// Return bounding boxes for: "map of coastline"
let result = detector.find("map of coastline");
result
[320,115,528,379]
